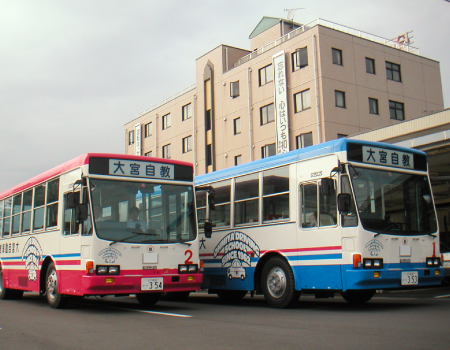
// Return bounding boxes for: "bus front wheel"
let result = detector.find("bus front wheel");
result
[0,265,23,300]
[261,257,300,308]
[46,263,69,309]
[136,292,161,306]
[341,289,375,304]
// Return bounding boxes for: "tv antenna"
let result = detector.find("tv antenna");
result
[284,8,305,22]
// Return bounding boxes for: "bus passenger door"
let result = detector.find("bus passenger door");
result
[297,158,343,291]
[59,190,84,295]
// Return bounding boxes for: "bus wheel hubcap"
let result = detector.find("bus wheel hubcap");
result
[267,267,286,298]
[47,271,58,299]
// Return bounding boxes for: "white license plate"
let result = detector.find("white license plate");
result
[141,277,164,291]
[443,261,450,268]
[401,271,418,285]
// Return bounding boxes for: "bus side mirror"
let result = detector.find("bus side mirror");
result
[76,204,89,221]
[338,193,351,213]
[204,220,213,238]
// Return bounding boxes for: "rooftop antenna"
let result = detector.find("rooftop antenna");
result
[284,8,305,23]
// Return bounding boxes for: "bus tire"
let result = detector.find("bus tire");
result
[261,257,300,308]
[0,266,23,300]
[46,263,69,309]
[136,292,161,306]
[216,290,247,302]
[341,289,375,304]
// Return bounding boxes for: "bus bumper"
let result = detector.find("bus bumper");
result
[80,273,203,295]
[342,266,444,291]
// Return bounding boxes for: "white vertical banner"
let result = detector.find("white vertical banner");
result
[273,50,289,154]
[135,123,141,156]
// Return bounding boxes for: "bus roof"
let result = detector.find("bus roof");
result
[0,153,193,200]
[195,138,427,185]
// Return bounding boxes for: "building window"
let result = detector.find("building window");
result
[389,100,405,120]
[337,134,348,139]
[144,122,152,138]
[335,90,346,108]
[162,144,171,159]
[259,64,273,86]
[260,103,274,125]
[128,130,135,145]
[261,144,276,158]
[182,135,192,153]
[205,110,212,131]
[182,104,192,121]
[162,113,171,130]
[235,155,242,166]
[145,151,152,157]
[386,61,401,82]
[294,89,311,112]
[233,117,241,135]
[230,81,239,98]
[366,58,375,74]
[293,47,308,71]
[332,48,343,65]
[296,132,313,149]
[369,98,379,115]
[206,144,212,167]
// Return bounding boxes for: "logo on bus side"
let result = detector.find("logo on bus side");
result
[21,237,43,282]
[98,248,122,263]
[213,231,260,280]
[365,239,384,256]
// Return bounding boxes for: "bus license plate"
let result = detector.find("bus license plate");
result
[141,277,163,291]
[401,271,418,285]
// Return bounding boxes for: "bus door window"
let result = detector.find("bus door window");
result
[2,198,11,236]
[340,175,358,227]
[300,180,337,228]
[263,166,289,222]
[301,183,318,228]
[64,192,80,236]
[235,173,259,225]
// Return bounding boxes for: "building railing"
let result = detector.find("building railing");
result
[233,18,419,69]
[137,83,197,117]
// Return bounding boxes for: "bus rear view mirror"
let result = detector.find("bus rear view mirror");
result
[204,220,213,238]
[338,193,351,213]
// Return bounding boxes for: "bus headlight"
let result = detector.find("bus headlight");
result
[363,258,384,269]
[426,257,440,267]
[96,265,121,275]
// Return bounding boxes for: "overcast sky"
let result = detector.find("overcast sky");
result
[1,0,449,192]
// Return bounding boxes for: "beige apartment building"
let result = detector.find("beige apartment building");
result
[124,17,444,175]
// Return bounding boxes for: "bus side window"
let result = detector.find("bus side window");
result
[341,175,358,227]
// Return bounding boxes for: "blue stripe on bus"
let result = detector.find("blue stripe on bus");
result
[288,254,342,261]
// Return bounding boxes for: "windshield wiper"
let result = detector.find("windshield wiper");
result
[374,222,405,237]
[109,231,158,246]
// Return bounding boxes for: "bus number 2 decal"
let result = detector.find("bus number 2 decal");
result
[184,250,193,264]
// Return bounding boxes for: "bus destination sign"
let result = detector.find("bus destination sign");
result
[108,159,174,179]
[362,146,414,169]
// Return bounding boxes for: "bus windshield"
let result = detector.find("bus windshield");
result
[89,179,196,244]
[349,166,437,236]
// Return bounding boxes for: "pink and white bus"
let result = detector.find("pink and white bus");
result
[0,153,203,308]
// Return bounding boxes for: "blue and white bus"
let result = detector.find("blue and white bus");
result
[195,139,443,308]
